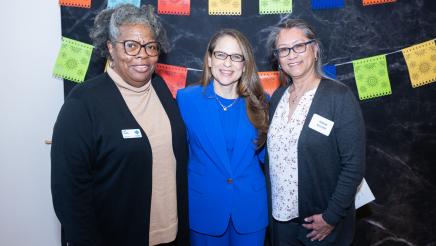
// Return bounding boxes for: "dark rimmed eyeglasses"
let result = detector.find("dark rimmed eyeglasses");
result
[274,40,315,58]
[213,51,245,62]
[114,40,161,57]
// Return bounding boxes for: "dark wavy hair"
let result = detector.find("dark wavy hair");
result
[201,29,268,148]
[266,19,329,86]
[89,4,169,60]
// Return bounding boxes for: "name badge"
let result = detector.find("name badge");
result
[308,114,334,136]
[121,129,142,139]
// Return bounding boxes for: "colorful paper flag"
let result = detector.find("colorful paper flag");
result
[402,40,436,88]
[107,0,140,9]
[362,0,396,6]
[258,71,280,96]
[352,55,392,100]
[323,65,337,80]
[59,0,91,8]
[158,0,190,15]
[312,0,344,10]
[53,37,93,83]
[259,0,292,14]
[209,0,241,15]
[155,64,188,98]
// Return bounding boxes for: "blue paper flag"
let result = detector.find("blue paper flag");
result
[323,65,337,80]
[107,0,141,9]
[312,0,344,9]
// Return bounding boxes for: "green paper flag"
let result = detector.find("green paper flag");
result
[352,55,392,100]
[259,0,292,15]
[53,37,93,83]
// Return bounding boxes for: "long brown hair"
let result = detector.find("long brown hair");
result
[201,29,268,148]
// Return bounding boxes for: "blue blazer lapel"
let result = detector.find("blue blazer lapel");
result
[196,83,232,175]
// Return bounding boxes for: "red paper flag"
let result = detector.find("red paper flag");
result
[155,63,187,98]
[258,71,280,96]
[158,0,190,15]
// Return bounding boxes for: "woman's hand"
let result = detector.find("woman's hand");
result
[302,214,334,241]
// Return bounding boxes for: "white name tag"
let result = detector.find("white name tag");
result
[121,129,142,139]
[308,114,334,136]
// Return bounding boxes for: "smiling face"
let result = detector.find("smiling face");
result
[107,24,158,87]
[276,27,318,81]
[208,35,245,88]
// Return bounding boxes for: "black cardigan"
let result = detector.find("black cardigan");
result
[266,79,366,245]
[51,73,189,246]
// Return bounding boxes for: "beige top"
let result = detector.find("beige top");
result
[108,67,178,245]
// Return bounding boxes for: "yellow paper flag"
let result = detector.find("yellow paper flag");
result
[402,40,436,88]
[209,0,241,15]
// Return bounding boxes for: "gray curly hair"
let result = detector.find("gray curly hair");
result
[266,19,328,86]
[89,4,169,59]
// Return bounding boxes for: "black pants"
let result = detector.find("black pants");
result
[272,219,335,246]
[156,238,177,246]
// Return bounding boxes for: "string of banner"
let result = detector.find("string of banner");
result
[53,0,436,100]
[57,0,399,14]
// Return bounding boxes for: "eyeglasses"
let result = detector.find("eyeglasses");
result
[115,40,161,57]
[213,51,245,62]
[274,40,315,58]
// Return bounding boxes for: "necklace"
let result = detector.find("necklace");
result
[288,86,302,104]
[289,93,300,104]
[214,93,239,111]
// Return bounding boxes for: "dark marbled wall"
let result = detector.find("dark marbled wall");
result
[60,0,436,245]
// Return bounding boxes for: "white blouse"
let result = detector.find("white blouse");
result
[267,87,317,221]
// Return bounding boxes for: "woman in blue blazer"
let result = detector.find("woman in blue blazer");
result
[177,29,269,245]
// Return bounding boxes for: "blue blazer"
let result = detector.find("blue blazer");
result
[177,83,268,235]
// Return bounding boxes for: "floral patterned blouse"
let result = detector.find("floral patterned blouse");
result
[267,86,317,221]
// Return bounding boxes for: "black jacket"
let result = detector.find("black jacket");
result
[266,79,366,245]
[51,73,189,246]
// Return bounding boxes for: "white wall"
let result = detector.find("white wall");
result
[0,1,63,245]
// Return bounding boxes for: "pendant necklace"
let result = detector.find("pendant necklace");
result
[214,93,239,111]
[289,86,301,104]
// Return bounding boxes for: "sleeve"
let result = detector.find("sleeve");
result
[322,89,366,226]
[51,98,102,246]
[176,89,189,144]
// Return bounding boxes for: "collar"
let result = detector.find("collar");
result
[204,80,216,99]
[107,66,151,93]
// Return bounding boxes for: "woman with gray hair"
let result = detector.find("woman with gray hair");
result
[265,19,366,245]
[51,4,189,246]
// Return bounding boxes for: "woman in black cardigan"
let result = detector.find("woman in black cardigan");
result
[265,19,366,245]
[51,4,189,246]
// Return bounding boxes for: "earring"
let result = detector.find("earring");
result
[278,64,281,70]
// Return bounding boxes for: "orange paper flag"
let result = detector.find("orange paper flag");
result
[59,0,91,8]
[158,0,190,15]
[155,64,188,98]
[258,71,280,96]
[362,0,396,6]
